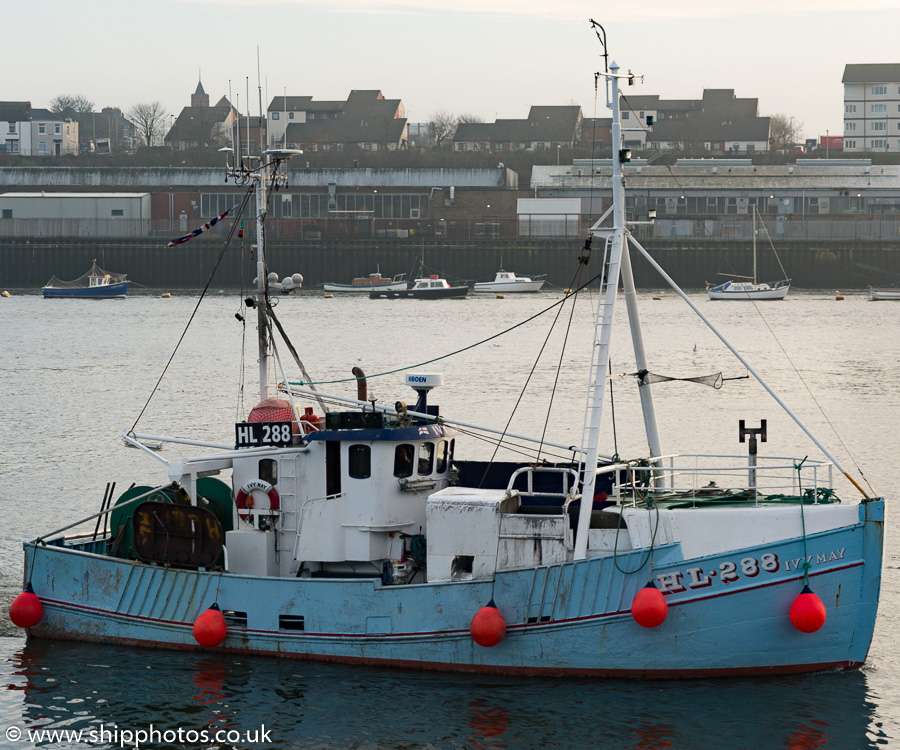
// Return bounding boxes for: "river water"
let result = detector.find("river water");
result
[0,284,898,749]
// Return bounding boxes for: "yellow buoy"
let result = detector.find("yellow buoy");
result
[835,291,844,301]
[324,293,334,299]
[496,294,505,299]
[1,290,10,298]
[161,292,171,298]
[653,296,662,301]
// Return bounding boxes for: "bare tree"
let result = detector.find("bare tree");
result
[428,109,458,148]
[50,94,95,141]
[457,113,484,124]
[128,102,168,147]
[50,94,94,119]
[769,114,803,152]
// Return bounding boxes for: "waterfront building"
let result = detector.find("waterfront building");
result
[842,64,900,153]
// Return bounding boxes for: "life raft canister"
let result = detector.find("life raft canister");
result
[235,480,280,521]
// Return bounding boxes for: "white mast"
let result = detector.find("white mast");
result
[225,147,302,402]
[752,204,759,285]
[573,61,632,560]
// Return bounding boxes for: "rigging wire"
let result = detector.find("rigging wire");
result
[290,270,604,388]
[615,91,872,494]
[129,187,254,434]
[477,250,593,488]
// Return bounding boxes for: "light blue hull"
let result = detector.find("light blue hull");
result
[23,500,883,677]
[42,281,129,299]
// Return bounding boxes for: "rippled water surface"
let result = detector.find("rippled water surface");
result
[1,286,898,748]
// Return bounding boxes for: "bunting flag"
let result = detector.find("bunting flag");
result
[167,206,238,247]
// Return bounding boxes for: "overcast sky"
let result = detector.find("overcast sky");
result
[9,0,900,140]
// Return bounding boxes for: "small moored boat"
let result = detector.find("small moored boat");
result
[42,260,129,299]
[370,275,468,299]
[867,286,900,301]
[324,272,408,294]
[708,207,790,301]
[474,270,546,294]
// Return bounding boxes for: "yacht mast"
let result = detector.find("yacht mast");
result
[753,204,758,285]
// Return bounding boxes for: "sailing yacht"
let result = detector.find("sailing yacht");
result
[707,206,791,300]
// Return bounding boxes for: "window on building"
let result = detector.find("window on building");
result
[348,445,371,479]
[55,124,61,134]
[845,122,857,131]
[111,209,124,217]
[1,209,12,219]
[871,104,887,114]
[38,124,45,134]
[394,444,414,478]
[872,139,888,149]
[845,104,857,114]
[436,441,449,473]
[8,122,15,134]
[845,86,858,96]
[872,85,887,95]
[845,139,857,149]
[622,111,630,119]
[272,112,279,120]
[873,121,886,131]
[38,142,47,152]
[289,112,294,119]
[259,458,278,485]
[417,442,434,475]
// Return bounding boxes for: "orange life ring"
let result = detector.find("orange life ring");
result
[235,480,280,521]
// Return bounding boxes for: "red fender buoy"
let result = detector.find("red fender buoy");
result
[790,585,827,633]
[631,580,668,628]
[470,599,507,647]
[193,603,227,647]
[9,583,43,629]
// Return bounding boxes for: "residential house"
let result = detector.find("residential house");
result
[231,115,266,157]
[842,63,900,153]
[454,106,582,153]
[166,80,236,151]
[86,107,138,154]
[645,90,770,155]
[268,90,407,153]
[0,102,79,156]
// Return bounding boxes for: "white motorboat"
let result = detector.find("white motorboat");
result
[474,270,546,293]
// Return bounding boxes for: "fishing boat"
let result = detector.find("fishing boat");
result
[41,260,129,299]
[867,285,900,301]
[323,272,408,294]
[10,42,882,678]
[707,207,790,300]
[474,270,546,294]
[369,275,468,299]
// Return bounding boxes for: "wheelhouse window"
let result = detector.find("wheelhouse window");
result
[394,444,414,478]
[348,444,371,479]
[418,442,434,475]
[436,440,449,473]
[259,458,278,485]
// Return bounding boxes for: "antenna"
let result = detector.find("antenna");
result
[257,47,264,155]
[228,79,237,161]
[589,19,609,73]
